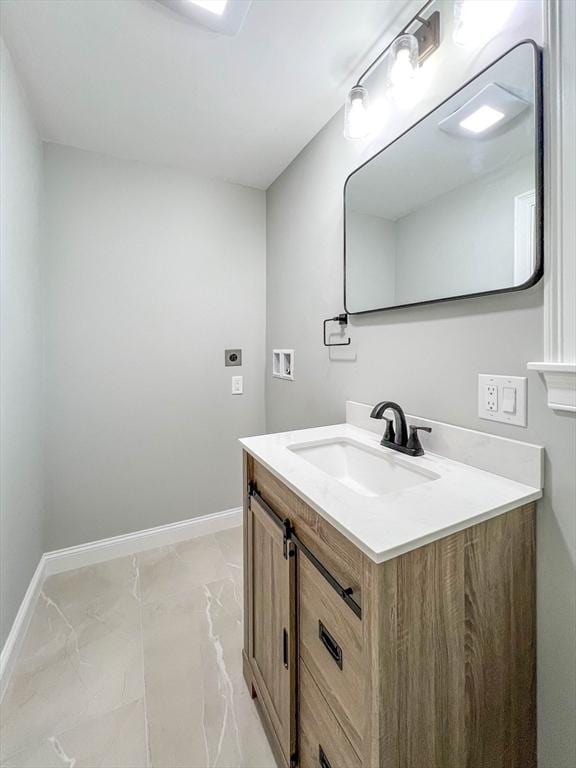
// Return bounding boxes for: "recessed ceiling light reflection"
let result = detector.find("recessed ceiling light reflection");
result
[459,105,505,134]
[188,0,228,16]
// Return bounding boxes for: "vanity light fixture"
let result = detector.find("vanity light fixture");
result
[343,1,440,140]
[453,0,516,47]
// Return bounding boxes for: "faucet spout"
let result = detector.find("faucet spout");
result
[370,401,408,448]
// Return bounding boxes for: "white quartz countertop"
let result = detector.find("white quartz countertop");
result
[240,423,542,563]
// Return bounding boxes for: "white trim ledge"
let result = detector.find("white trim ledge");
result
[534,2,576,411]
[43,506,243,576]
[527,363,576,413]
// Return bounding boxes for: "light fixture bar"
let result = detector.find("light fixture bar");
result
[412,11,440,63]
[354,0,439,88]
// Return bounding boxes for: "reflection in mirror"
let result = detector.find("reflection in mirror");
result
[344,41,542,314]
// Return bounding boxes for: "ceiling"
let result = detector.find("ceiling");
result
[0,0,417,189]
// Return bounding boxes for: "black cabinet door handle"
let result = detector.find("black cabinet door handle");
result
[283,628,289,669]
[319,745,332,768]
[318,620,343,669]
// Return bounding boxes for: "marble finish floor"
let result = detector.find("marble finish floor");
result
[0,527,276,768]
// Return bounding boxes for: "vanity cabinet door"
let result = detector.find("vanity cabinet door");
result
[246,494,296,764]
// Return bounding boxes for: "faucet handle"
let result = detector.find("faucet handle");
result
[382,417,395,443]
[406,425,432,456]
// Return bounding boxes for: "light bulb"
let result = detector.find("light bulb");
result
[387,34,419,89]
[453,0,516,47]
[390,48,414,87]
[344,86,371,141]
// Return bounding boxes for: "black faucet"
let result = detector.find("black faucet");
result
[370,401,432,457]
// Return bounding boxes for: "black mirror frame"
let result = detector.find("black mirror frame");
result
[343,39,543,316]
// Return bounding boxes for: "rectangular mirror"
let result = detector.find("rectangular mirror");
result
[344,41,542,314]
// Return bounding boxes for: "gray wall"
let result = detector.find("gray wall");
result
[394,156,533,302]
[347,211,396,309]
[266,5,575,767]
[348,156,532,310]
[0,40,44,646]
[43,144,266,549]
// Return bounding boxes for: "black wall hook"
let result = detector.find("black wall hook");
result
[323,313,351,347]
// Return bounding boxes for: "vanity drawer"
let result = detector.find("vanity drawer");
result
[299,661,361,768]
[251,459,364,608]
[298,551,366,754]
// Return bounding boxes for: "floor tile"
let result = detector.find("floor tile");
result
[141,589,206,767]
[142,577,274,768]
[215,527,244,607]
[137,535,230,604]
[197,579,274,767]
[1,698,147,768]
[0,558,143,760]
[1,525,275,768]
[215,526,243,569]
[202,688,277,768]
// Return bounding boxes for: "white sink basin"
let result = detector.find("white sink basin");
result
[288,437,440,498]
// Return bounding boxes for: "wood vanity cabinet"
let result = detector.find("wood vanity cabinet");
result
[244,487,297,762]
[242,452,536,768]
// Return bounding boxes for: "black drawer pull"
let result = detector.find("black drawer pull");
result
[283,628,289,669]
[318,620,343,669]
[319,745,332,768]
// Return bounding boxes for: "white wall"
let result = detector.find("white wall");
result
[42,144,266,549]
[0,40,44,647]
[266,3,576,766]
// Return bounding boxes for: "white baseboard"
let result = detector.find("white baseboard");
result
[0,557,46,701]
[43,506,243,576]
[0,506,242,700]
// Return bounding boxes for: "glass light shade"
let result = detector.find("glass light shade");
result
[453,0,516,47]
[344,85,371,141]
[386,34,419,90]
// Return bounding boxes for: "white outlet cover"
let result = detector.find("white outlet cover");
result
[231,375,243,395]
[478,374,527,427]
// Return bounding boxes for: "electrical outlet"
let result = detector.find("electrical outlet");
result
[485,385,498,412]
[225,349,242,367]
[478,374,527,426]
[231,375,243,395]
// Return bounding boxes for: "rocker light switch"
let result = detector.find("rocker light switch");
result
[502,386,516,414]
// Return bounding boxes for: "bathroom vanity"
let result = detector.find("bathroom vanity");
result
[240,403,542,768]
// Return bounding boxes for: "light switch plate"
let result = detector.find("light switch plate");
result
[231,375,243,395]
[478,374,527,426]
